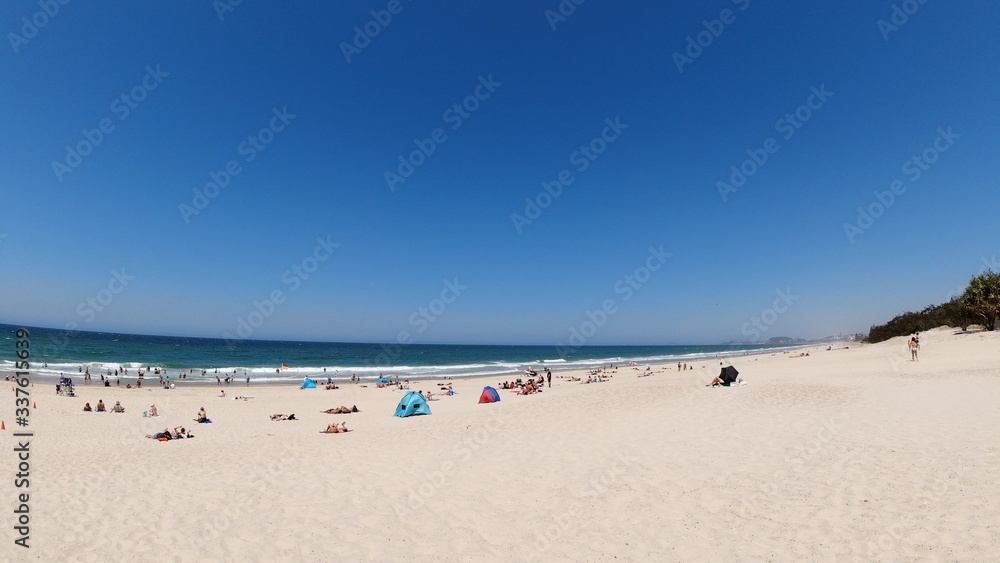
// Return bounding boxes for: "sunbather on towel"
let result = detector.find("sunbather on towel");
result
[321,405,358,414]
[320,422,350,433]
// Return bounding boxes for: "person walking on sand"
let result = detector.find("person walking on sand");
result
[909,337,920,361]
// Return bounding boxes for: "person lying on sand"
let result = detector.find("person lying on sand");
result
[320,422,350,434]
[269,414,297,421]
[173,426,193,438]
[320,405,358,414]
[146,429,172,440]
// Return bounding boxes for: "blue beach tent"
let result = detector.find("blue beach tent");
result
[376,377,391,385]
[395,391,431,417]
[301,379,316,389]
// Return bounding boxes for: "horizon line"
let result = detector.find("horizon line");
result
[0,321,836,348]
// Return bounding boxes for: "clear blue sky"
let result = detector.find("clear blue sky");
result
[1,1,997,345]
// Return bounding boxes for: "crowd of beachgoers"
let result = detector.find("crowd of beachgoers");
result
[0,345,881,442]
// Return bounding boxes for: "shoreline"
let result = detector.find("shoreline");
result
[1,341,831,388]
[1,342,828,387]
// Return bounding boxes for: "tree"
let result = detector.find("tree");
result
[936,297,977,331]
[961,270,1000,331]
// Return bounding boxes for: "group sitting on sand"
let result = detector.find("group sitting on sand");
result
[321,405,358,414]
[518,381,540,395]
[321,422,350,433]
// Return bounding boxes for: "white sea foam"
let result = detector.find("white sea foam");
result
[1,344,809,385]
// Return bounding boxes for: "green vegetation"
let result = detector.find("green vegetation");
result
[961,270,1000,331]
[865,271,996,343]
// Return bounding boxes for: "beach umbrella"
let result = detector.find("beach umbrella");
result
[719,366,739,384]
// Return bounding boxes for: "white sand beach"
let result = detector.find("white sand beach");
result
[3,326,998,561]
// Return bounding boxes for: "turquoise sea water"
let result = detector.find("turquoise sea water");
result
[1,323,793,384]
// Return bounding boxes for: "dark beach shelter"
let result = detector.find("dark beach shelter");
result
[719,365,739,384]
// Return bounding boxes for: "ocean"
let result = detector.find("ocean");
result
[1,323,795,384]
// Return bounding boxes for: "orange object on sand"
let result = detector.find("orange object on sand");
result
[33,402,37,409]
[1,420,5,430]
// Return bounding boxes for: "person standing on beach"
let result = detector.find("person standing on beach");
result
[246,376,250,387]
[546,368,552,387]
[909,337,920,361]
